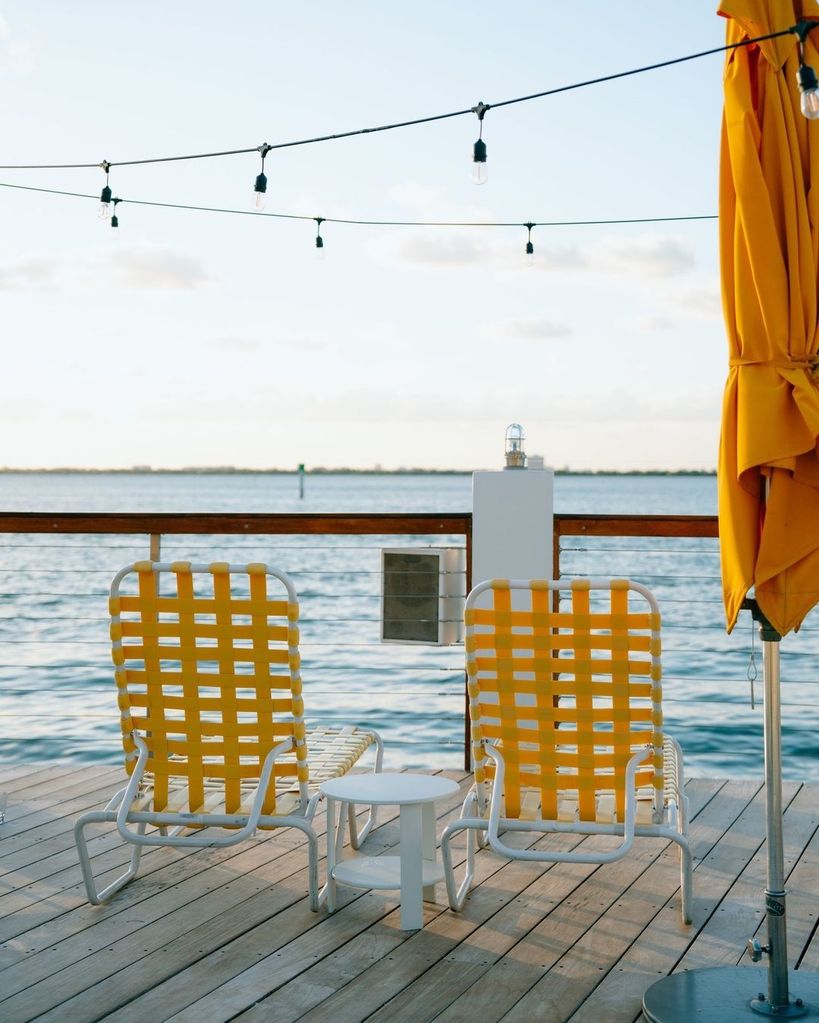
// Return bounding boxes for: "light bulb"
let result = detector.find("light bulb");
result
[802,87,819,119]
[254,172,267,211]
[99,184,112,219]
[526,240,534,267]
[315,235,325,260]
[472,139,487,185]
[798,64,819,119]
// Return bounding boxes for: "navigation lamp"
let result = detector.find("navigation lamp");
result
[504,423,526,469]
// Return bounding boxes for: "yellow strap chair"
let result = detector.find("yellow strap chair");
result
[441,578,692,924]
[75,561,382,909]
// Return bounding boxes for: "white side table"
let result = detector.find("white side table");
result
[321,772,460,931]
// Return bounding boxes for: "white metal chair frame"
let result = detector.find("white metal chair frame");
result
[75,561,383,910]
[441,578,692,924]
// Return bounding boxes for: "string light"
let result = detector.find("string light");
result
[254,143,271,210]
[523,222,535,266]
[0,25,800,179]
[314,216,325,256]
[793,21,819,120]
[98,161,112,220]
[111,198,121,228]
[0,181,719,242]
[471,102,489,185]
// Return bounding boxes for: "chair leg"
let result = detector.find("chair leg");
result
[347,730,384,850]
[74,811,145,905]
[676,834,693,925]
[286,818,321,912]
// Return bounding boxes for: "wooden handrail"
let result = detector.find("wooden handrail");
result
[0,510,718,536]
[555,513,718,538]
[0,512,471,535]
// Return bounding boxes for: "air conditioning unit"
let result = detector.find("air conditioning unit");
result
[380,547,465,645]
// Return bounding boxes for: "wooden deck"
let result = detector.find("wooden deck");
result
[0,766,818,1022]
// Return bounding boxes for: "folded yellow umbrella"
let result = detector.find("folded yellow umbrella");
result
[718,0,819,636]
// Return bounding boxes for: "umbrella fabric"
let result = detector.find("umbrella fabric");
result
[718,0,819,635]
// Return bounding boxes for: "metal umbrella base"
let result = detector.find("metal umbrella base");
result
[643,966,819,1020]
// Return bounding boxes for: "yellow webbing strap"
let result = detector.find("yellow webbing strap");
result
[114,563,302,817]
[467,580,663,825]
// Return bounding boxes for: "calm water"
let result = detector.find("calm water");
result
[1,471,817,780]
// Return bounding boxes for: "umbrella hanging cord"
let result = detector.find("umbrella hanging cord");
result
[748,617,758,710]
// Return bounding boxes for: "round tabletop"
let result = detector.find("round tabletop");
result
[320,772,460,805]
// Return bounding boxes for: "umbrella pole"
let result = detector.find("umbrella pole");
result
[643,601,819,1021]
[754,603,793,1014]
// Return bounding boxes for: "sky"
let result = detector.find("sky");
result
[0,2,731,471]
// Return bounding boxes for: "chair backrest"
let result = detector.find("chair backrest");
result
[109,561,307,815]
[465,578,664,825]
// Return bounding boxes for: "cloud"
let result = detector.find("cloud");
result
[0,246,210,292]
[589,234,696,278]
[534,245,588,271]
[634,314,675,332]
[492,317,572,341]
[395,232,485,267]
[0,256,60,290]
[392,229,697,280]
[386,182,494,222]
[674,286,722,317]
[107,246,210,289]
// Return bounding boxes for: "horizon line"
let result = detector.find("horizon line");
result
[0,466,718,476]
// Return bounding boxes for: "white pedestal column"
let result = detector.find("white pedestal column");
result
[471,469,555,586]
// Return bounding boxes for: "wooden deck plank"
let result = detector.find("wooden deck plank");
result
[0,765,122,831]
[788,786,819,972]
[744,783,819,968]
[0,762,67,787]
[133,786,488,1023]
[2,764,818,1023]
[563,778,768,1023]
[0,786,389,954]
[229,779,722,1023]
[0,793,411,1006]
[428,778,729,1023]
[3,774,468,1023]
[673,781,804,973]
[179,819,579,1022]
[0,777,140,877]
[496,779,778,1023]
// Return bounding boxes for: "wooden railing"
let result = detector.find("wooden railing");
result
[0,509,718,553]
[0,511,724,772]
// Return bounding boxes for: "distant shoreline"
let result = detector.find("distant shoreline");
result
[0,467,717,477]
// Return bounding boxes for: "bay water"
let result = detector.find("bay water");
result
[1,471,816,781]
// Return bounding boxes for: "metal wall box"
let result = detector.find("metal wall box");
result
[380,547,464,645]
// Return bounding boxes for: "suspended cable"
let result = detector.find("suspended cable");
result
[0,24,802,173]
[0,180,718,229]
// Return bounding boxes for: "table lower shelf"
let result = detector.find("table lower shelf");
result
[331,855,445,891]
